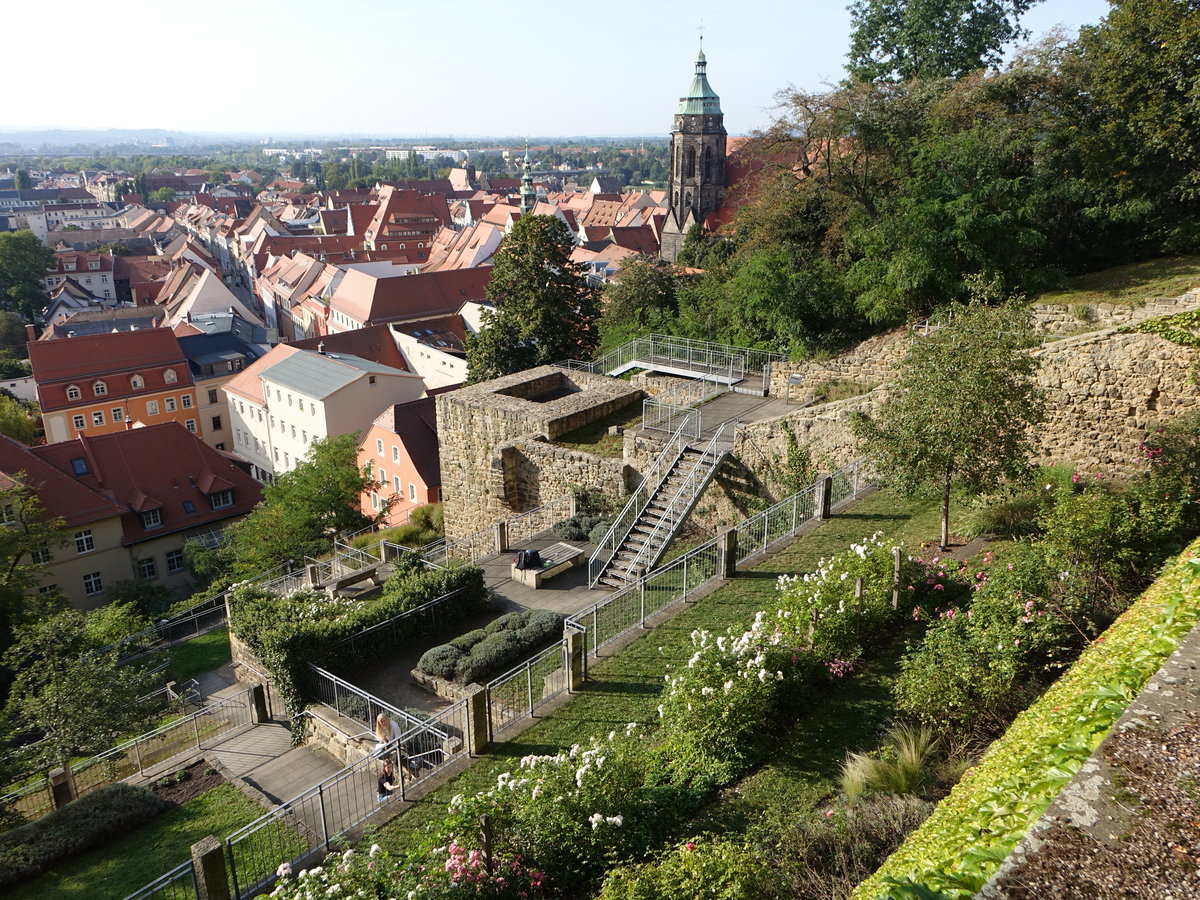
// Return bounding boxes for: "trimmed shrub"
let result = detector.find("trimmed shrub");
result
[0,783,169,888]
[553,514,608,542]
[599,835,774,900]
[418,609,566,685]
[449,629,487,652]
[588,519,614,545]
[416,644,463,680]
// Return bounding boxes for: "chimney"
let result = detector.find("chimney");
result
[317,341,326,355]
[24,324,36,343]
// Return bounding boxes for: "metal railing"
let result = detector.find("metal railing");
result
[734,484,819,565]
[122,859,197,900]
[641,399,703,437]
[113,595,230,663]
[308,665,435,736]
[0,689,256,823]
[224,699,470,899]
[322,585,470,665]
[623,418,737,579]
[305,545,382,587]
[486,641,570,738]
[421,495,574,568]
[588,417,694,587]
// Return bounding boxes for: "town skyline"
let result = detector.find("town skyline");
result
[9,0,1111,139]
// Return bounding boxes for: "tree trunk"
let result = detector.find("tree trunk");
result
[941,479,951,551]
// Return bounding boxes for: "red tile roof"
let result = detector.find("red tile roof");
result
[28,329,192,413]
[328,267,491,326]
[292,324,411,371]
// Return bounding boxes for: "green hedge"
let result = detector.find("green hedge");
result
[0,783,169,888]
[852,539,1200,900]
[228,560,489,718]
[416,609,565,684]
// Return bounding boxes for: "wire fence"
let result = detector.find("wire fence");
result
[122,859,198,900]
[485,642,570,738]
[1,689,257,823]
[224,700,470,899]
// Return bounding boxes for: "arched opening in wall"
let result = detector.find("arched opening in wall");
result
[703,146,712,181]
[685,147,696,179]
[685,191,692,209]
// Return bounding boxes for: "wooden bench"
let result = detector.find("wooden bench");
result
[510,541,585,588]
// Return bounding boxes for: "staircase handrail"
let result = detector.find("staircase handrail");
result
[624,418,738,578]
[588,416,694,587]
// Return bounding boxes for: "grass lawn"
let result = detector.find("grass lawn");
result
[375,489,953,850]
[552,405,643,458]
[163,627,232,683]
[7,782,302,900]
[1036,255,1200,307]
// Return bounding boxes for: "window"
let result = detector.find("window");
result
[273,448,279,462]
[302,430,307,443]
[209,489,234,510]
[66,385,81,401]
[31,544,51,565]
[207,389,218,404]
[376,439,384,455]
[91,410,104,427]
[283,451,289,468]
[238,401,244,414]
[269,415,275,429]
[146,400,159,416]
[166,549,185,573]
[141,508,162,529]
[185,419,196,433]
[74,529,94,553]
[92,381,107,396]
[392,445,400,463]
[164,368,178,384]
[290,424,295,439]
[310,405,316,416]
[370,491,380,511]
[165,397,177,412]
[378,467,386,485]
[138,557,157,579]
[287,393,292,407]
[112,407,124,422]
[70,457,89,476]
[394,475,402,494]
[0,504,15,525]
[38,584,58,596]
[216,442,225,450]
[368,376,376,385]
[182,500,195,514]
[212,415,223,431]
[83,571,103,595]
[409,482,417,502]
[72,414,86,430]
[131,374,144,389]
[181,394,192,409]
[297,399,304,412]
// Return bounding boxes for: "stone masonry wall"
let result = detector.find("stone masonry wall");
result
[438,366,642,538]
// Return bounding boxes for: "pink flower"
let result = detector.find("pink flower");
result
[686,842,696,851]
[825,809,835,817]
[933,584,944,591]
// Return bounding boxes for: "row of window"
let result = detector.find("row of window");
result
[376,439,403,464]
[68,395,194,432]
[65,370,180,401]
[81,549,187,595]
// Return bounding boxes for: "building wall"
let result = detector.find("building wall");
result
[43,385,199,444]
[357,421,439,525]
[36,517,130,611]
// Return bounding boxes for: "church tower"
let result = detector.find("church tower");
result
[519,147,536,216]
[660,42,727,262]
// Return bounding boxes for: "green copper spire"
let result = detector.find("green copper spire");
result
[677,40,722,116]
[520,144,536,215]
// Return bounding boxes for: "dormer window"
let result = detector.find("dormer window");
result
[66,385,81,401]
[141,508,163,529]
[209,489,233,510]
[88,260,100,271]
[164,369,178,384]
[131,374,145,390]
[70,457,89,476]
[92,381,107,396]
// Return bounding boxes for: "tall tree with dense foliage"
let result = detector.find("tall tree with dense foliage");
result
[3,610,159,778]
[0,476,66,635]
[12,170,31,190]
[0,231,54,323]
[847,0,1042,82]
[598,254,680,350]
[199,433,379,580]
[852,293,1044,548]
[466,215,600,382]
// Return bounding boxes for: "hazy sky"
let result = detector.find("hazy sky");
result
[9,0,1112,138]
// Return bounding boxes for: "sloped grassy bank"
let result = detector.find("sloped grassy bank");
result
[852,538,1200,900]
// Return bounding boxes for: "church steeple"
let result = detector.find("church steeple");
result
[660,41,728,262]
[519,146,536,216]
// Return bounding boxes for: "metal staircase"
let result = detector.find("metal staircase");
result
[589,418,736,589]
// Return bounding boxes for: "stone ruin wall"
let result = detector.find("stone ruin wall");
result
[436,293,1200,542]
[437,366,642,539]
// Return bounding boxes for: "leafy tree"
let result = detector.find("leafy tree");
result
[0,231,54,322]
[133,172,148,198]
[466,215,600,382]
[0,475,67,636]
[847,0,1043,82]
[12,170,30,190]
[851,293,1044,548]
[0,394,36,445]
[2,609,159,778]
[91,242,133,257]
[148,186,175,205]
[599,254,680,350]
[208,433,380,579]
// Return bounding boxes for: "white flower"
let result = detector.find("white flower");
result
[369,844,382,858]
[606,815,624,826]
[657,704,665,718]
[276,862,293,878]
[723,680,734,693]
[342,849,354,863]
[575,765,590,786]
[589,812,604,830]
